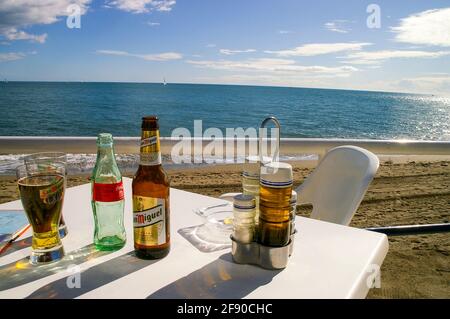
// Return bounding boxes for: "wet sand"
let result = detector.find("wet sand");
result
[1,157,449,298]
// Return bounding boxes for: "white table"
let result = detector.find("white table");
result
[0,177,388,299]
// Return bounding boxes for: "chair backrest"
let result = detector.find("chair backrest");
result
[295,146,379,226]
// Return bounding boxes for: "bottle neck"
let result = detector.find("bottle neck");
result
[97,144,115,159]
[139,129,162,166]
[93,144,120,180]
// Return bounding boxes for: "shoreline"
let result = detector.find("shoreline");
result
[1,154,449,177]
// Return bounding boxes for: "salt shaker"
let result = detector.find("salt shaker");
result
[232,194,256,243]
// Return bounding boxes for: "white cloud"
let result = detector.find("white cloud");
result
[154,0,175,11]
[0,52,26,62]
[194,73,356,90]
[278,30,294,34]
[106,0,176,14]
[0,0,90,43]
[96,49,182,61]
[398,75,450,92]
[3,29,47,43]
[392,8,450,47]
[147,22,160,26]
[265,42,371,57]
[371,74,450,95]
[194,73,450,95]
[324,20,352,33]
[219,49,256,55]
[342,50,450,65]
[187,58,358,77]
[206,44,216,48]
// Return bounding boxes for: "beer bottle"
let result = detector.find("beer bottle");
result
[132,116,170,259]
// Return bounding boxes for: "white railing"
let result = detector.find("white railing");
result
[1,136,449,157]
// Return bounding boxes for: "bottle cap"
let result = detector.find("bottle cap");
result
[290,190,297,204]
[260,162,293,188]
[142,116,159,129]
[233,194,256,209]
[242,155,272,179]
[97,133,113,146]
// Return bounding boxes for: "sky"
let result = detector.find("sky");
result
[1,0,450,95]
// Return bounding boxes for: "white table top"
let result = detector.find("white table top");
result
[0,177,388,299]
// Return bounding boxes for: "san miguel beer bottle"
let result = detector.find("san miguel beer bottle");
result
[132,116,170,259]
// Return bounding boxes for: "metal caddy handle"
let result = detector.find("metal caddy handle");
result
[259,116,281,164]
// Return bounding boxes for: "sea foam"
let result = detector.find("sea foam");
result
[0,154,317,176]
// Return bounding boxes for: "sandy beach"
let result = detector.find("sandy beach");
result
[1,157,449,298]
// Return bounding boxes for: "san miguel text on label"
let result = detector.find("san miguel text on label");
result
[132,116,170,259]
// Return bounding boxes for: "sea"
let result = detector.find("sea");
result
[0,82,449,175]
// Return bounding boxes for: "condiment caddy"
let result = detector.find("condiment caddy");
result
[230,117,297,270]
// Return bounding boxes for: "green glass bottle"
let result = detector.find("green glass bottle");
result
[91,133,126,251]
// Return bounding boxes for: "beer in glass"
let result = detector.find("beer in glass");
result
[17,162,65,264]
[23,152,68,238]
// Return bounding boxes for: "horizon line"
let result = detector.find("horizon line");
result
[1,80,433,96]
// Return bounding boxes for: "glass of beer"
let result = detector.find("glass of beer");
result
[23,152,68,238]
[16,162,66,265]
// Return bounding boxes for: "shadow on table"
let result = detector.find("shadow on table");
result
[0,236,32,257]
[0,244,111,292]
[26,250,159,299]
[147,253,281,299]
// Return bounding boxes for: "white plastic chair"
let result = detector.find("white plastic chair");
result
[295,146,379,226]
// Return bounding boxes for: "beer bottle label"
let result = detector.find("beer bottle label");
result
[93,181,124,202]
[133,195,166,246]
[140,130,162,166]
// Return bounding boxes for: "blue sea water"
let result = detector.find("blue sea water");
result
[1,82,449,140]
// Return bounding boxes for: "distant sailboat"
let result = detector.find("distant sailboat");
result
[163,77,167,86]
